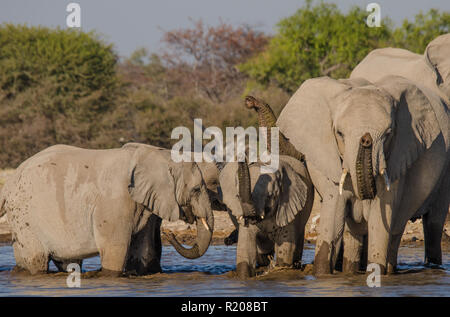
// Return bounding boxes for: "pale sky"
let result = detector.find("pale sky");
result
[1,0,449,58]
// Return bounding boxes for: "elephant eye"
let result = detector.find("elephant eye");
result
[337,130,344,138]
[192,186,201,195]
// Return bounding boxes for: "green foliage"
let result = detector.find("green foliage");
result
[239,1,391,92]
[240,1,449,93]
[0,24,119,167]
[392,9,450,53]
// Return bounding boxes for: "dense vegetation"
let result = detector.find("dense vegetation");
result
[0,1,448,168]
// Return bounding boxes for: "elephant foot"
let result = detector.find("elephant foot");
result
[98,268,124,278]
[224,229,238,246]
[386,263,396,274]
[342,257,360,274]
[125,258,162,276]
[313,242,333,276]
[236,262,255,279]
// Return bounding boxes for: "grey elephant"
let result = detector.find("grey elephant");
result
[277,75,449,275]
[0,142,214,275]
[219,157,313,279]
[217,96,313,279]
[351,33,450,102]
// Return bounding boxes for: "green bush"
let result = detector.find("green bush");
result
[0,25,119,167]
[240,1,449,93]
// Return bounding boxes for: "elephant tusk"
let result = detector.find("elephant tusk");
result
[339,169,348,195]
[381,169,390,191]
[200,218,210,232]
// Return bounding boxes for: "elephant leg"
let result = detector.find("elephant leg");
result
[53,259,83,273]
[125,214,162,276]
[12,235,49,275]
[386,232,403,273]
[342,223,364,274]
[423,166,450,266]
[360,235,368,271]
[314,193,346,275]
[256,232,274,267]
[367,193,398,275]
[236,224,258,279]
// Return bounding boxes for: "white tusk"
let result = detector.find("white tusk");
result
[339,169,348,195]
[200,218,210,231]
[261,215,264,219]
[238,216,243,221]
[381,169,390,191]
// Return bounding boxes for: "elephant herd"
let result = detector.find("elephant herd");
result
[0,34,449,279]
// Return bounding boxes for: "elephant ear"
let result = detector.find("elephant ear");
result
[277,77,354,184]
[424,34,450,85]
[378,76,444,182]
[276,162,308,227]
[128,146,180,222]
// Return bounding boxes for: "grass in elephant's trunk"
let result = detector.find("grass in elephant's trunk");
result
[355,132,376,200]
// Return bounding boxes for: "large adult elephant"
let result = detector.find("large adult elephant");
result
[277,75,449,275]
[351,33,450,102]
[0,143,214,275]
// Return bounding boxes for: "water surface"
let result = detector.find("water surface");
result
[0,243,448,296]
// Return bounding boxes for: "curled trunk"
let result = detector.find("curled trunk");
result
[165,214,214,259]
[355,133,376,200]
[245,96,304,162]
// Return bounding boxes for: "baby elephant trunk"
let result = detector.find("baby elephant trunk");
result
[356,133,377,200]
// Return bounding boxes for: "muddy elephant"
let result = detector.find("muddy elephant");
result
[216,96,313,279]
[351,33,450,103]
[0,143,214,275]
[277,75,449,275]
[219,156,313,278]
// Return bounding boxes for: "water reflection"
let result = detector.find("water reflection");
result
[0,243,448,296]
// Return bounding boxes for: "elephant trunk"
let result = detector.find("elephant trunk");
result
[237,161,257,220]
[245,96,304,162]
[165,202,214,259]
[355,133,377,200]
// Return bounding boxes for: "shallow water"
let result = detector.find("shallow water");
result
[0,243,448,296]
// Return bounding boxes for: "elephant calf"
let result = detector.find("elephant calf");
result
[219,156,314,278]
[0,143,214,275]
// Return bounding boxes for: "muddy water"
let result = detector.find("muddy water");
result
[0,243,448,296]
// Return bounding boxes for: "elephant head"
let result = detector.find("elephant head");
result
[333,76,445,201]
[219,158,308,227]
[127,146,214,259]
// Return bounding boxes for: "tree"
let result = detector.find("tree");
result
[239,1,392,93]
[392,9,450,54]
[160,19,268,102]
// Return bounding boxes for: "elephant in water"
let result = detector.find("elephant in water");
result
[218,97,314,279]
[0,143,214,275]
[351,33,450,103]
[277,74,449,275]
[219,157,313,279]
